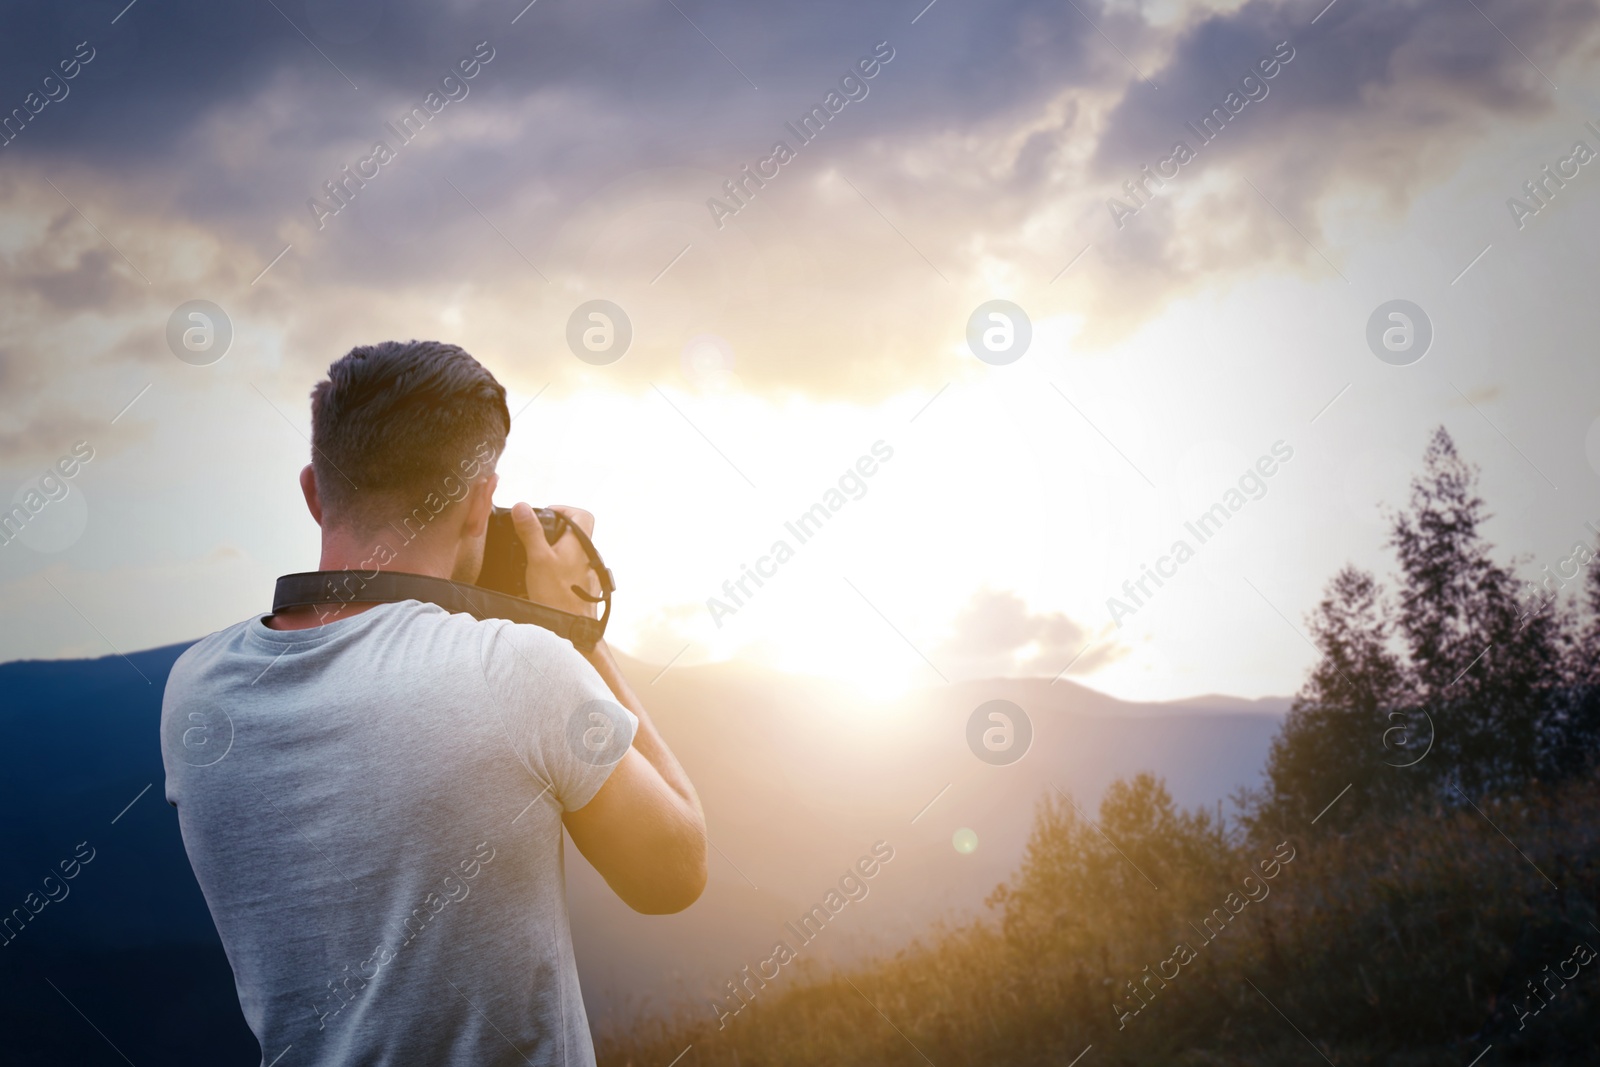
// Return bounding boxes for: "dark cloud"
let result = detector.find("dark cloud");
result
[0,0,1091,190]
[1095,0,1582,179]
[0,403,117,467]
[0,0,1101,352]
[1084,0,1591,263]
[3,0,1584,243]
[1,0,1593,398]
[24,246,123,311]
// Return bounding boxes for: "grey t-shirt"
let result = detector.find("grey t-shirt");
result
[160,600,636,1067]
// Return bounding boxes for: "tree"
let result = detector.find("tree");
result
[1251,566,1413,834]
[1388,428,1563,796]
[991,775,1228,960]
[1540,532,1600,780]
[1250,427,1581,837]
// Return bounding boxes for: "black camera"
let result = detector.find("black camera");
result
[477,505,568,598]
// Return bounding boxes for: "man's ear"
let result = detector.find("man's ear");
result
[463,472,499,537]
[299,465,324,527]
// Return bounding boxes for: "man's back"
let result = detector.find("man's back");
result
[161,600,634,1067]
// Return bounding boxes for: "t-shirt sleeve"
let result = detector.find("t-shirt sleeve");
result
[479,620,638,812]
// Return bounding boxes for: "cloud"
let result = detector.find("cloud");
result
[1087,0,1593,238]
[935,588,1125,681]
[0,0,1595,400]
[0,405,113,468]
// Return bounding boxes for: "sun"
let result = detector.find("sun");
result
[754,616,927,704]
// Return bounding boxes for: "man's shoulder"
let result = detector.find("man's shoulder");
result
[378,601,575,662]
[167,616,258,680]
[476,613,589,667]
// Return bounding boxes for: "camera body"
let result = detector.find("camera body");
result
[477,505,567,599]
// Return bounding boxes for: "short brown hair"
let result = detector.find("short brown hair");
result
[309,340,510,528]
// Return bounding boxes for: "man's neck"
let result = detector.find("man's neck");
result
[264,523,461,631]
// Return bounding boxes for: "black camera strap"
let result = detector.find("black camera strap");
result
[271,570,608,650]
[549,518,617,614]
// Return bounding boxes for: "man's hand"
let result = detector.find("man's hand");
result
[511,502,599,617]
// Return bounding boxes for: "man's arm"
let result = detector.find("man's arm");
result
[513,504,708,914]
[578,639,702,814]
[562,640,707,913]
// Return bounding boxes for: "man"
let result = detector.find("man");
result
[161,340,706,1066]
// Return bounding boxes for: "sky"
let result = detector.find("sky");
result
[2,0,1599,701]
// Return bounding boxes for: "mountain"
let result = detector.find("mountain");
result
[0,642,1285,1060]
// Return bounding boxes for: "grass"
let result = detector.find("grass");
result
[598,775,1600,1067]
